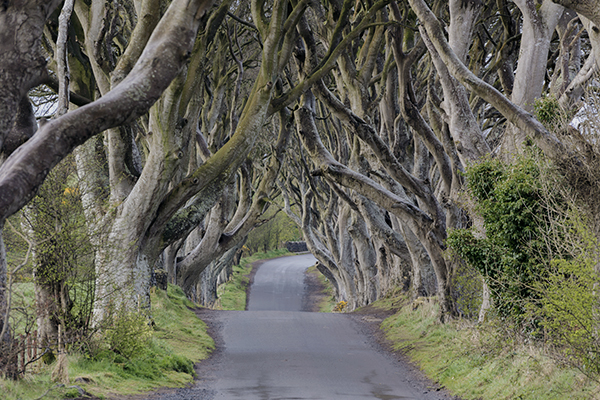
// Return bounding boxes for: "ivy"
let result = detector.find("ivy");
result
[448,154,552,319]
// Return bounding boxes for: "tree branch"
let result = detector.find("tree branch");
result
[0,0,216,221]
[55,0,75,117]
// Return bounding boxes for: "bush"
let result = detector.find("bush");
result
[534,95,572,133]
[102,309,153,359]
[536,221,600,375]
[449,151,600,375]
[333,301,347,312]
[447,154,552,320]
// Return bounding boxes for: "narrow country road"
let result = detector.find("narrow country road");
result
[147,254,457,400]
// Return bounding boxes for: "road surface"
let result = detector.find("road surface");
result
[147,254,454,400]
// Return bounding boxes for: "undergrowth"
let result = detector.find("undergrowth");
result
[0,284,214,399]
[378,294,600,399]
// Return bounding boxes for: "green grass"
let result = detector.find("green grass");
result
[1,249,294,398]
[8,282,37,336]
[217,261,253,311]
[378,295,600,400]
[0,284,214,400]
[217,248,292,310]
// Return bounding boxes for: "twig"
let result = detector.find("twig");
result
[0,220,35,341]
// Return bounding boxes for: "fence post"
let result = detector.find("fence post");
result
[27,334,32,363]
[19,334,25,376]
[32,330,37,361]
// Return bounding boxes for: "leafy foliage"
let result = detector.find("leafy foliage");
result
[101,309,153,360]
[449,152,600,375]
[534,95,571,133]
[1,157,96,374]
[27,157,96,339]
[535,220,600,376]
[447,154,555,319]
[245,209,302,254]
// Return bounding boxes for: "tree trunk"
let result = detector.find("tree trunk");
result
[34,281,59,360]
[502,0,564,154]
[0,227,9,346]
[195,242,243,307]
[550,0,600,28]
[349,210,378,305]
[478,280,491,323]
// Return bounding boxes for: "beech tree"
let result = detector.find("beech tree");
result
[3,0,600,348]
[276,0,600,319]
[0,0,217,349]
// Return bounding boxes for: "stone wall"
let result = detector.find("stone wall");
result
[285,241,308,253]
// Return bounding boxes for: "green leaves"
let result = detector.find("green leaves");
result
[449,154,549,319]
[102,310,153,360]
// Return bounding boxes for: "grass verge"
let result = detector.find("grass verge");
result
[376,295,599,400]
[217,248,291,310]
[0,284,214,400]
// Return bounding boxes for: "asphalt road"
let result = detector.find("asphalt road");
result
[147,254,452,400]
[246,253,315,311]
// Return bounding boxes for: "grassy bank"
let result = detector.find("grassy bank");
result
[1,284,214,400]
[217,248,292,310]
[370,295,599,400]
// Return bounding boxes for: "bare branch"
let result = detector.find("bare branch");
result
[0,0,216,221]
[55,0,75,117]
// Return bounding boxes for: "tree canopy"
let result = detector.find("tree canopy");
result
[2,0,600,368]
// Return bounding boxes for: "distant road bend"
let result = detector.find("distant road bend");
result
[147,253,455,400]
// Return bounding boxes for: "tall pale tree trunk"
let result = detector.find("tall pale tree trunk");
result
[338,203,359,308]
[502,0,564,154]
[349,209,378,305]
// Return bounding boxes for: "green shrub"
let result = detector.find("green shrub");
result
[447,154,552,319]
[449,152,600,375]
[536,221,600,375]
[534,95,571,132]
[102,309,153,359]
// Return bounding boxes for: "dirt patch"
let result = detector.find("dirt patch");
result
[302,266,329,312]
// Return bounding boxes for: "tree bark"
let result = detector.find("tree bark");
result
[296,90,454,318]
[0,1,62,152]
[0,227,9,346]
[551,0,600,28]
[409,0,571,166]
[0,0,216,222]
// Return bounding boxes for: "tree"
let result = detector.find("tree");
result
[4,0,600,334]
[276,0,600,320]
[0,0,215,343]
[22,157,95,361]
